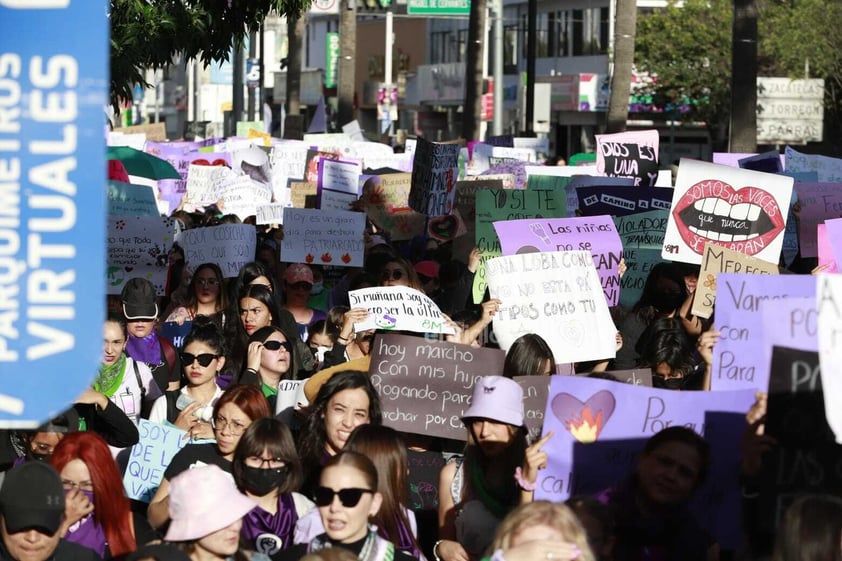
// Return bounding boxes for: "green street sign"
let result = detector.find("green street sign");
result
[407,0,470,15]
[325,32,339,89]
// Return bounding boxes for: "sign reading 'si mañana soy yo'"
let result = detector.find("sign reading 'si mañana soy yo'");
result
[0,0,108,427]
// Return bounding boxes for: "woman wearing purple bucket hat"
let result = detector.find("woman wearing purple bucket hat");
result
[436,376,553,561]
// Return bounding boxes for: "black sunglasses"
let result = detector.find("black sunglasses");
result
[263,340,292,352]
[180,352,219,367]
[382,269,404,281]
[313,486,373,507]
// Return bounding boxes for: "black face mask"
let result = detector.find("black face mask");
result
[28,451,51,462]
[653,292,684,314]
[653,375,686,390]
[242,465,287,496]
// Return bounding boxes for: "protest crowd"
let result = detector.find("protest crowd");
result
[3,124,842,561]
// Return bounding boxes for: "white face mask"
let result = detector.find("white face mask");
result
[313,345,331,365]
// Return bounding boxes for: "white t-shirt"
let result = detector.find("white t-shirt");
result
[108,357,161,424]
[148,385,224,425]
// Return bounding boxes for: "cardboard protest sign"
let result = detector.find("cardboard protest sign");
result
[115,122,167,142]
[493,216,623,306]
[537,375,754,549]
[107,216,176,295]
[349,287,456,335]
[662,159,794,265]
[280,208,365,267]
[691,243,779,319]
[595,130,659,186]
[108,181,159,216]
[796,183,842,257]
[818,223,839,272]
[576,185,673,217]
[515,376,550,441]
[290,181,318,208]
[782,188,799,267]
[368,333,505,439]
[123,420,188,502]
[157,321,192,351]
[256,203,286,225]
[817,276,842,443]
[566,176,635,217]
[612,210,668,309]
[710,273,815,392]
[427,209,467,242]
[219,175,273,220]
[318,158,363,211]
[472,188,567,303]
[409,138,461,217]
[176,224,257,277]
[485,251,617,364]
[786,146,842,182]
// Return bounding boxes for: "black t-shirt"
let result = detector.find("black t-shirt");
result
[278,535,417,561]
[163,443,231,481]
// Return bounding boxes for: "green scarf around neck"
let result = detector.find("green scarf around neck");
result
[94,354,127,397]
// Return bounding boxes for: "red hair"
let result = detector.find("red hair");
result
[51,432,135,557]
[213,384,272,422]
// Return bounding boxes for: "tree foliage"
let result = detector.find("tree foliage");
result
[110,0,311,105]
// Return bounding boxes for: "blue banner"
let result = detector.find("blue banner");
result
[0,1,108,426]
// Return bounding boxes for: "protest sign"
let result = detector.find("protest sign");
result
[691,243,778,319]
[361,173,413,213]
[472,144,534,174]
[576,186,673,217]
[710,273,815,392]
[177,224,257,277]
[825,218,842,266]
[256,203,286,225]
[318,158,363,211]
[818,223,839,272]
[597,368,654,387]
[566,176,635,217]
[782,188,799,267]
[613,210,668,309]
[428,209,467,243]
[409,138,461,216]
[818,276,842,443]
[349,287,455,335]
[595,130,659,186]
[485,251,617,364]
[107,216,176,295]
[184,163,232,208]
[115,122,167,142]
[276,379,305,425]
[738,151,783,173]
[662,159,794,265]
[758,296,818,400]
[270,141,309,203]
[368,333,505,439]
[108,181,160,216]
[493,216,623,306]
[786,146,842,182]
[407,450,446,511]
[158,321,193,350]
[290,181,318,208]
[280,208,365,267]
[123,420,188,502]
[358,174,425,241]
[219,175,273,220]
[515,376,550,441]
[796,183,842,257]
[537,375,753,549]
[713,152,785,169]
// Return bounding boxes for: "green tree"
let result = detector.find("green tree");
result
[110,0,310,106]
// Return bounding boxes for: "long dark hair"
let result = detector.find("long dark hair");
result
[184,262,227,315]
[248,325,297,381]
[223,284,282,378]
[233,417,302,494]
[503,333,555,377]
[462,422,528,519]
[774,495,842,561]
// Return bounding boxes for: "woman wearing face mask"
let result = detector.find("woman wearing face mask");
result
[51,432,156,558]
[635,317,703,391]
[279,451,417,561]
[233,418,314,559]
[243,326,298,412]
[307,320,336,372]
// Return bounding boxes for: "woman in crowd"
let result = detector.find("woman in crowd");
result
[773,495,842,561]
[51,432,154,558]
[233,418,314,559]
[283,263,327,341]
[243,325,298,411]
[280,451,417,561]
[148,318,226,427]
[598,426,718,561]
[297,371,383,496]
[165,263,228,327]
[436,376,549,561]
[502,333,555,377]
[379,256,423,290]
[165,464,267,561]
[307,320,337,372]
[223,284,283,383]
[635,317,701,390]
[148,384,271,529]
[481,501,595,561]
[321,308,372,369]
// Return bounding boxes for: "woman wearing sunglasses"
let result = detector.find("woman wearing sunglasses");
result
[165,263,228,328]
[280,451,417,561]
[147,384,272,530]
[378,257,423,291]
[148,318,226,428]
[243,325,297,412]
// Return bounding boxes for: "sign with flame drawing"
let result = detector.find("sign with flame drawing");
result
[537,375,755,549]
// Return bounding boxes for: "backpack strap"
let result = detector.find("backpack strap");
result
[158,335,177,374]
[165,391,180,424]
[132,359,147,402]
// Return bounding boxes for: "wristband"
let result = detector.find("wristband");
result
[514,466,537,491]
[433,539,444,561]
[337,336,350,344]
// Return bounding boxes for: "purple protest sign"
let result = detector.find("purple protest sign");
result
[794,183,842,257]
[713,152,785,169]
[493,216,623,306]
[537,375,754,549]
[824,218,842,266]
[711,274,816,392]
[759,296,817,382]
[818,223,839,272]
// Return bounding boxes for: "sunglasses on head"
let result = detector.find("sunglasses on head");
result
[180,352,219,367]
[313,486,373,507]
[263,340,292,352]
[382,269,404,281]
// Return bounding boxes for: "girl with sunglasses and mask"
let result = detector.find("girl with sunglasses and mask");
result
[279,452,417,561]
[165,263,228,328]
[148,318,226,429]
[243,325,297,412]
[233,418,314,559]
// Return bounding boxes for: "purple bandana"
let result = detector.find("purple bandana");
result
[64,491,107,557]
[240,493,299,557]
[126,333,161,366]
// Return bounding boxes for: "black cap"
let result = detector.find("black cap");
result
[121,277,158,320]
[0,462,65,535]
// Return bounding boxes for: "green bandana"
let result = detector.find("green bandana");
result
[261,381,278,397]
[94,354,127,397]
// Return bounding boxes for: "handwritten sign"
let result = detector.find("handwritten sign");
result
[177,224,257,278]
[692,243,778,319]
[280,208,365,267]
[368,333,505,439]
[409,138,460,217]
[662,159,794,265]
[108,181,159,217]
[185,164,232,207]
[349,287,455,335]
[818,276,842,443]
[576,186,673,217]
[493,216,623,306]
[158,321,193,351]
[107,216,176,295]
[515,376,550,441]
[711,274,815,392]
[220,175,273,220]
[472,144,534,174]
[595,130,659,186]
[825,218,842,266]
[318,158,363,211]
[537,376,753,549]
[486,251,617,364]
[795,183,842,257]
[612,210,668,309]
[407,450,446,511]
[362,173,412,212]
[256,203,287,225]
[786,146,842,182]
[123,420,188,502]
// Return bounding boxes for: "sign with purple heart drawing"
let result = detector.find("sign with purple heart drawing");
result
[537,375,755,549]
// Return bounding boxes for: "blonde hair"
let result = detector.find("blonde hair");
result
[489,501,596,561]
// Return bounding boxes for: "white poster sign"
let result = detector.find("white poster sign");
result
[176,224,257,277]
[817,275,842,444]
[280,208,365,267]
[219,175,272,220]
[107,216,176,295]
[349,287,455,335]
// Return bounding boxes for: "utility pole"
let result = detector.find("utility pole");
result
[248,31,258,120]
[462,0,487,141]
[729,0,757,151]
[232,41,245,133]
[338,0,357,126]
[523,0,536,135]
[492,0,504,136]
[285,13,306,139]
[606,0,637,133]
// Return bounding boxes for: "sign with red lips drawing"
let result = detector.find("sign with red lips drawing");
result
[661,159,794,265]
